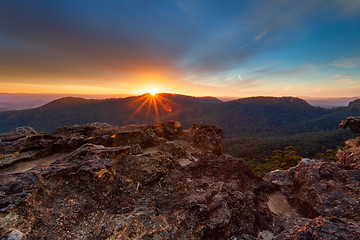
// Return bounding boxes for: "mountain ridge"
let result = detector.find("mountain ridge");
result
[1,94,359,161]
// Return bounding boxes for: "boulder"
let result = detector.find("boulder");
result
[0,127,38,155]
[264,159,360,221]
[339,116,360,136]
[0,126,38,142]
[189,123,224,155]
[337,138,360,170]
[337,116,360,169]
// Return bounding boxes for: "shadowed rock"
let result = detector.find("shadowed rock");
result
[339,116,360,136]
[296,217,360,239]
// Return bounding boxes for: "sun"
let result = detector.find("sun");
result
[148,88,158,96]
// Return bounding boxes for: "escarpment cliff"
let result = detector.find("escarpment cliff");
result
[1,119,360,239]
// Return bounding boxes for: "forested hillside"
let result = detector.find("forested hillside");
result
[0,94,359,169]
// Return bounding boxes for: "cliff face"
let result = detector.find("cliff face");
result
[1,120,360,239]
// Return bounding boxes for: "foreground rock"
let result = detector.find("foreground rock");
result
[264,159,360,239]
[265,159,360,221]
[1,120,360,239]
[263,115,360,239]
[0,122,275,239]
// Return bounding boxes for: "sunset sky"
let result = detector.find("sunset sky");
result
[1,0,360,98]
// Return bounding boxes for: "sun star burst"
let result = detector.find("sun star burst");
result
[149,89,158,95]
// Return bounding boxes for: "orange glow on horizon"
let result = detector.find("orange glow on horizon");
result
[3,69,358,99]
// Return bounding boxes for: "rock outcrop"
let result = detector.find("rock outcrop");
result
[1,119,360,239]
[262,116,360,239]
[264,159,360,221]
[339,116,360,136]
[0,122,275,239]
[264,158,360,239]
[337,116,360,169]
[337,138,360,170]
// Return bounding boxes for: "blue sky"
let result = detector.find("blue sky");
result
[0,0,359,98]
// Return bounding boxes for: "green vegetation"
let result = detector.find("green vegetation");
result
[244,146,341,178]
[223,128,353,161]
[314,148,340,161]
[246,146,302,178]
[268,146,302,169]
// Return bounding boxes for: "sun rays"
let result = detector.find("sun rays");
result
[126,93,176,124]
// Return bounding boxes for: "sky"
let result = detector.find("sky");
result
[1,0,360,98]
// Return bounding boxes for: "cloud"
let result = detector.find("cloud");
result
[196,73,258,90]
[0,0,359,94]
[229,73,260,89]
[338,78,353,82]
[337,78,360,84]
[230,79,259,89]
[331,57,360,68]
[0,1,193,82]
[328,74,350,78]
[254,30,270,41]
[252,65,316,78]
[329,0,360,16]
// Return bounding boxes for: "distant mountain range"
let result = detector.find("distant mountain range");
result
[0,93,130,112]
[1,93,359,112]
[0,94,221,133]
[1,93,359,159]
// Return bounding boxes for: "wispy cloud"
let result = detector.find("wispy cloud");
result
[338,78,352,82]
[231,79,259,89]
[337,78,360,84]
[252,65,316,78]
[230,73,260,89]
[330,0,360,16]
[328,74,350,78]
[331,57,360,68]
[254,30,270,42]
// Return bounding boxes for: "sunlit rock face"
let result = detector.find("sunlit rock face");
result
[1,119,360,239]
[337,138,360,170]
